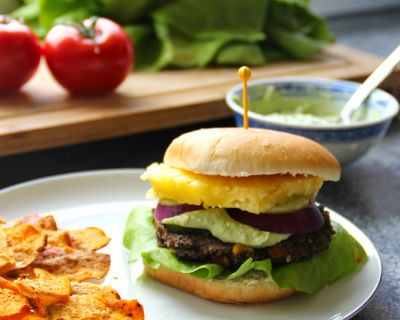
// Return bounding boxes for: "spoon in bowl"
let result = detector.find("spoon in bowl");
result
[341,44,400,124]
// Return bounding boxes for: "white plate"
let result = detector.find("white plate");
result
[0,169,381,320]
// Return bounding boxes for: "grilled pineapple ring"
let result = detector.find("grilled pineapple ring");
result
[141,163,323,214]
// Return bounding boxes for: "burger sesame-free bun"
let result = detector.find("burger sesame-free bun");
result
[164,128,340,181]
[144,263,296,304]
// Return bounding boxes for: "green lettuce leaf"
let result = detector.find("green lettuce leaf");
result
[124,24,167,71]
[123,206,158,262]
[124,207,368,293]
[271,221,368,293]
[149,0,267,69]
[0,0,21,14]
[12,0,45,37]
[12,0,334,70]
[39,0,102,31]
[142,248,225,279]
[224,258,272,281]
[152,0,267,41]
[153,20,228,69]
[265,0,334,60]
[214,42,266,66]
[101,0,166,24]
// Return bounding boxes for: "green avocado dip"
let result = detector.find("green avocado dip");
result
[234,86,380,125]
[162,208,290,248]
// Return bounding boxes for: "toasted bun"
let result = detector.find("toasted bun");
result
[164,128,340,181]
[144,263,296,304]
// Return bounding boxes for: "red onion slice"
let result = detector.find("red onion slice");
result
[154,203,202,221]
[228,203,324,235]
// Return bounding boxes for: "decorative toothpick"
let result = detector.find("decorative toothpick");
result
[237,66,251,129]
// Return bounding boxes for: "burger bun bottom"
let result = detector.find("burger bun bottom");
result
[144,262,296,304]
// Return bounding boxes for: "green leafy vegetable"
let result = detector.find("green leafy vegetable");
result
[142,248,225,279]
[153,20,227,69]
[265,0,334,60]
[224,258,272,281]
[39,0,101,31]
[0,0,21,14]
[151,0,267,41]
[13,0,335,70]
[271,221,368,293]
[123,206,158,262]
[12,0,44,37]
[101,0,165,24]
[124,24,166,71]
[124,207,367,293]
[215,42,266,66]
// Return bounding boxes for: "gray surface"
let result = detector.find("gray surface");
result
[312,0,400,18]
[0,8,399,320]
[306,11,400,319]
[319,120,400,320]
[324,12,400,319]
[328,9,400,57]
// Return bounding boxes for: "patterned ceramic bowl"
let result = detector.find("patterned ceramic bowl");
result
[226,77,399,165]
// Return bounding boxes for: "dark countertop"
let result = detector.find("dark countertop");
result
[1,8,400,320]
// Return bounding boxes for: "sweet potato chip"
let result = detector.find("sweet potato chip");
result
[70,284,144,319]
[69,227,111,251]
[30,297,55,317]
[110,312,132,320]
[0,276,18,293]
[109,300,144,320]
[46,231,71,248]
[71,282,119,303]
[16,269,71,317]
[17,214,58,231]
[16,268,71,303]
[16,215,70,248]
[0,287,30,319]
[7,267,35,279]
[1,214,143,319]
[0,230,15,275]
[28,246,110,282]
[23,315,47,320]
[4,224,46,269]
[46,294,110,320]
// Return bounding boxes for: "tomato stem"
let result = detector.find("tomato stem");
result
[0,15,12,24]
[70,16,100,54]
[71,16,99,39]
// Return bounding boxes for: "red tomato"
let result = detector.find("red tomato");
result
[44,17,133,94]
[0,16,41,93]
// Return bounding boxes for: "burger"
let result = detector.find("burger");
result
[124,127,367,303]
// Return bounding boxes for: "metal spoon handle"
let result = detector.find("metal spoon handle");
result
[341,44,400,123]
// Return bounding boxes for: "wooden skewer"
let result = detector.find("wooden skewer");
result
[237,66,251,129]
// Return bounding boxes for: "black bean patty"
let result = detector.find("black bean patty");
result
[156,209,334,268]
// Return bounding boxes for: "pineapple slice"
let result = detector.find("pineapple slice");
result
[141,163,323,214]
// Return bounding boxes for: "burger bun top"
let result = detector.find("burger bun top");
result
[164,127,340,181]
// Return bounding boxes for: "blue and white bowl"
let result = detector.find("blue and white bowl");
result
[226,77,399,165]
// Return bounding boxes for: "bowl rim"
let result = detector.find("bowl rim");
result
[225,76,399,130]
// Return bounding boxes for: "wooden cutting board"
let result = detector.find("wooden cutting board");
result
[0,43,399,157]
